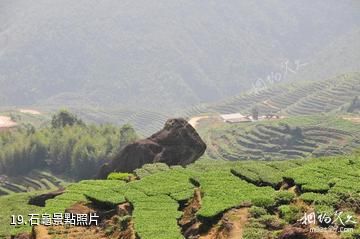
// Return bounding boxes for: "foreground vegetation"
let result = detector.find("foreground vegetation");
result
[1,109,360,238]
[1,150,359,238]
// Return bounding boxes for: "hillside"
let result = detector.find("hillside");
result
[197,115,360,161]
[0,109,50,129]
[33,73,360,137]
[2,151,360,238]
[0,171,64,196]
[2,73,359,137]
[1,1,360,238]
[290,27,360,83]
[1,1,360,113]
[183,73,360,118]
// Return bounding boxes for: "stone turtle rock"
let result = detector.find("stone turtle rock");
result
[98,118,206,178]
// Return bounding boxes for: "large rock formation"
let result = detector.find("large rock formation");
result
[98,118,206,179]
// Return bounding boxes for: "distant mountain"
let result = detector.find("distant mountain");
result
[0,0,359,113]
[290,27,360,82]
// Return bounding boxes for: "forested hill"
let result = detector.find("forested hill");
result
[0,111,139,181]
[0,1,359,112]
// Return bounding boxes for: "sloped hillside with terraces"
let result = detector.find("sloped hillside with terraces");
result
[199,115,360,161]
[182,73,360,118]
[0,171,64,196]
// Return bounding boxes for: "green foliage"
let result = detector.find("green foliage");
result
[341,227,360,239]
[0,112,138,179]
[118,124,138,149]
[257,214,286,230]
[274,191,295,205]
[51,110,84,129]
[231,162,284,187]
[107,172,134,181]
[130,194,183,239]
[128,168,194,197]
[118,215,132,230]
[249,206,268,218]
[0,193,43,236]
[195,170,275,218]
[278,205,303,224]
[243,224,270,239]
[2,146,360,238]
[283,154,360,202]
[134,163,170,178]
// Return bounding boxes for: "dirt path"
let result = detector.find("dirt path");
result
[263,99,281,111]
[0,116,17,128]
[227,208,249,239]
[343,116,360,123]
[188,116,209,128]
[19,109,41,115]
[199,208,249,239]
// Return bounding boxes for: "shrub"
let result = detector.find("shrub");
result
[243,227,269,239]
[278,205,303,224]
[249,206,267,218]
[119,215,132,230]
[258,215,286,230]
[252,196,275,208]
[275,191,295,205]
[107,172,134,181]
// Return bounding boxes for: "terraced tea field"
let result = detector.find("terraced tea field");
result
[2,151,360,238]
[182,73,360,118]
[198,115,360,161]
[0,171,64,196]
[2,73,359,137]
[14,73,357,137]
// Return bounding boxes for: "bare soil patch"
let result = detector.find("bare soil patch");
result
[0,116,17,128]
[19,109,41,115]
[199,208,249,239]
[343,116,360,123]
[188,116,210,128]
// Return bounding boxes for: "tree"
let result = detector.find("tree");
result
[71,138,97,180]
[118,124,138,150]
[252,107,259,121]
[347,96,359,113]
[51,110,83,128]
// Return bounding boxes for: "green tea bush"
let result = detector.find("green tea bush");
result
[274,191,295,205]
[249,206,268,218]
[278,205,303,224]
[107,172,133,181]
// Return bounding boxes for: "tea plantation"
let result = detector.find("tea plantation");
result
[1,150,359,238]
